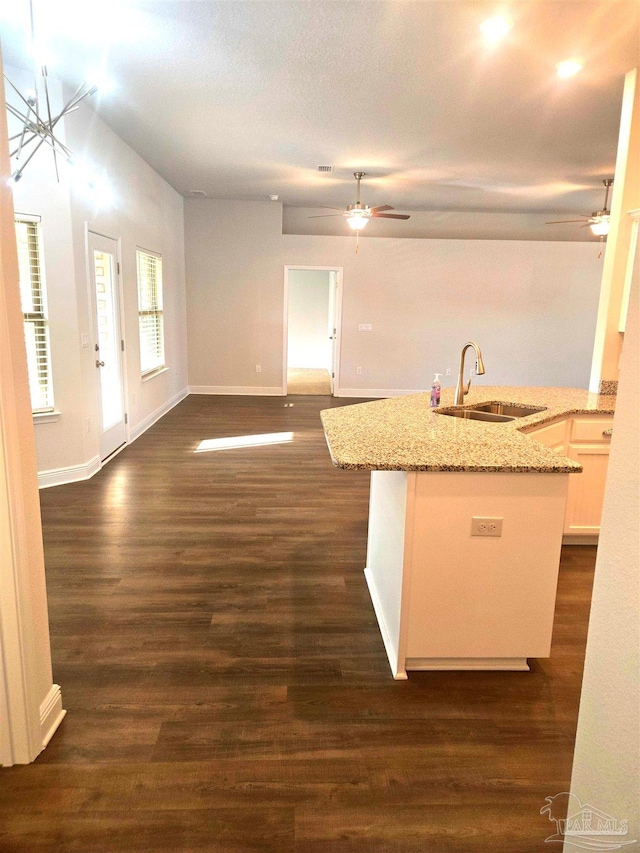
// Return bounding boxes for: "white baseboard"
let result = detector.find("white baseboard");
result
[129,388,189,442]
[38,454,101,489]
[363,567,407,680]
[337,388,425,399]
[562,534,599,545]
[405,657,530,671]
[40,684,66,750]
[189,385,285,396]
[38,389,189,488]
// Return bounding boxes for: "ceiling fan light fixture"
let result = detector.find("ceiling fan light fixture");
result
[589,217,610,237]
[346,210,371,230]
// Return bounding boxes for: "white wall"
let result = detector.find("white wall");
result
[6,66,188,480]
[185,199,603,395]
[287,269,331,369]
[564,231,639,847]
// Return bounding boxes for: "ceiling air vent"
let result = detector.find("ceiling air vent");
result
[189,190,207,197]
[317,165,333,173]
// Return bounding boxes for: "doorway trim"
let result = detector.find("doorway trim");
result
[283,265,344,396]
[85,226,130,462]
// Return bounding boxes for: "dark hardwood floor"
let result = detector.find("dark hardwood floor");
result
[0,395,597,852]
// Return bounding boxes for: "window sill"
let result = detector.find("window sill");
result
[33,410,62,424]
[141,366,169,382]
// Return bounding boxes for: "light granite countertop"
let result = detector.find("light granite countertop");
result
[320,386,616,473]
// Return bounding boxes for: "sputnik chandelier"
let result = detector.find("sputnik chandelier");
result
[4,0,99,183]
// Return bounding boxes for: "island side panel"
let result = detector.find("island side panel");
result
[364,470,412,679]
[404,471,569,670]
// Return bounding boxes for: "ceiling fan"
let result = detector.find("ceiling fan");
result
[546,179,614,237]
[309,172,411,238]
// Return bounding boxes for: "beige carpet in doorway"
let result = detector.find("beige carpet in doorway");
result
[287,368,332,395]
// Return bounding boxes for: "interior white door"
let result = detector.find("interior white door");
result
[88,232,126,461]
[329,270,338,393]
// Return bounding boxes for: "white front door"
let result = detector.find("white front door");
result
[88,232,126,461]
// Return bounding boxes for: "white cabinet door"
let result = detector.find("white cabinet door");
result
[563,417,613,536]
[523,418,567,450]
[525,415,613,538]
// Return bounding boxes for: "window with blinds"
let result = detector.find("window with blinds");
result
[15,217,54,412]
[136,249,165,376]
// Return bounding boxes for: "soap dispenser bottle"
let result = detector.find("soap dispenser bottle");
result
[430,373,442,408]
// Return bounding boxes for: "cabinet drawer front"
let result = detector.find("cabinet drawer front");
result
[526,419,567,449]
[570,418,614,443]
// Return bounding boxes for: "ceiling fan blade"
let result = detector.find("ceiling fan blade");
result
[370,205,394,213]
[373,213,411,220]
[545,219,589,224]
[318,206,347,211]
[308,214,345,218]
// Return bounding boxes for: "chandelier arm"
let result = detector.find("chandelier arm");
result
[41,69,61,182]
[12,128,71,160]
[63,84,98,114]
[6,102,29,121]
[5,93,49,142]
[14,121,30,160]
[11,132,49,176]
[8,122,46,141]
[3,75,40,119]
[66,81,88,107]
[10,121,72,175]
[8,110,73,160]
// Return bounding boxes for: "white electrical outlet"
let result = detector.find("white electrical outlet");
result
[471,517,503,537]
[255,364,261,373]
[356,366,362,375]
[445,367,452,376]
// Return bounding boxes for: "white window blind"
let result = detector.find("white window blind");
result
[15,218,54,412]
[136,249,165,375]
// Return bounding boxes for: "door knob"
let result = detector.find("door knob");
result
[95,360,105,367]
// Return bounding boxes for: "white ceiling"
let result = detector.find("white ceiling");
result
[1,0,639,219]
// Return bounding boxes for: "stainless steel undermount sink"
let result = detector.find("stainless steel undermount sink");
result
[436,401,547,423]
[466,402,547,418]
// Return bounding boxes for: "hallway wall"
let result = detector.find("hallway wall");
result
[185,198,603,396]
[6,65,188,483]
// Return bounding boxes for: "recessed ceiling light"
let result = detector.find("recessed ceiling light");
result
[269,195,280,201]
[556,59,583,78]
[480,16,512,43]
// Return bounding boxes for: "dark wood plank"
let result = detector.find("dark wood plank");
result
[0,395,597,852]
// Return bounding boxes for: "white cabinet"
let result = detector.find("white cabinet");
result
[365,469,569,677]
[563,417,613,537]
[524,415,613,539]
[524,418,567,454]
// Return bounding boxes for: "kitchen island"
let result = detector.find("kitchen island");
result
[321,386,615,678]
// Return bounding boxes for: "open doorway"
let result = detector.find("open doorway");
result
[283,266,342,395]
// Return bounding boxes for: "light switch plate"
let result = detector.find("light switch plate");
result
[471,517,503,537]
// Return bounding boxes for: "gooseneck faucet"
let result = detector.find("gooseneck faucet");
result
[454,341,486,405]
